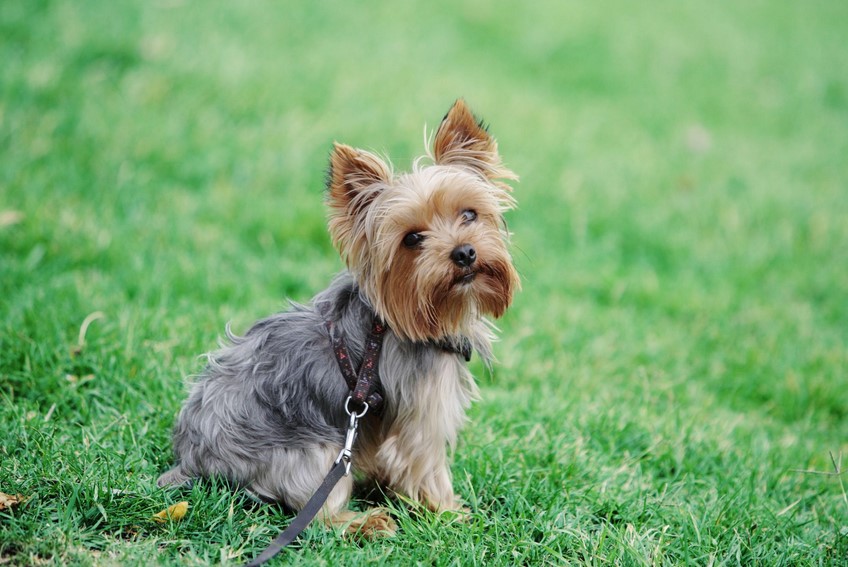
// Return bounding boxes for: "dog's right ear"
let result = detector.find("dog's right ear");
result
[326,143,391,214]
[326,143,391,266]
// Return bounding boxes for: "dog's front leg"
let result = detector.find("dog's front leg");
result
[376,426,462,512]
[376,357,476,512]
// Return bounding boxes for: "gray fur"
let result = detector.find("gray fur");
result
[158,271,491,510]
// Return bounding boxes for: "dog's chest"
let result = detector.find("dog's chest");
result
[354,351,479,473]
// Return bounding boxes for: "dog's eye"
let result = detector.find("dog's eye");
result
[402,232,425,249]
[460,209,477,224]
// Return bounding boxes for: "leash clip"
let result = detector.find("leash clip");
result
[335,396,368,476]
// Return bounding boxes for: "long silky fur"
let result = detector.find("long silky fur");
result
[159,274,488,512]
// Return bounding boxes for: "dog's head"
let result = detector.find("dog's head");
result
[326,100,519,341]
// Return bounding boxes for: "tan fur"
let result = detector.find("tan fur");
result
[327,99,520,342]
[356,352,479,512]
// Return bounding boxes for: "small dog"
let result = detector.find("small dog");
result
[158,100,519,536]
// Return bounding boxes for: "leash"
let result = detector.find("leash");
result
[242,318,386,566]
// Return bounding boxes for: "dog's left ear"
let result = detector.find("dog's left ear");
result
[432,99,513,183]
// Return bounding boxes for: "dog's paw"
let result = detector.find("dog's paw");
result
[341,507,397,539]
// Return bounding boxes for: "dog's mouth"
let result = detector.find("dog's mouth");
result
[453,271,477,286]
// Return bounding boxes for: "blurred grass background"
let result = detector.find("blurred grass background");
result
[1,0,847,564]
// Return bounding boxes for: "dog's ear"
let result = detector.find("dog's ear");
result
[326,143,391,213]
[432,100,510,182]
[326,143,391,265]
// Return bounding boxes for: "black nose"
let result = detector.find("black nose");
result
[450,244,477,268]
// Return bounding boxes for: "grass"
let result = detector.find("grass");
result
[2,0,847,564]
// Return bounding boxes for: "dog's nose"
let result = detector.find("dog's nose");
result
[450,244,477,268]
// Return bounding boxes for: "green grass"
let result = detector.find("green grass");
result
[2,0,847,564]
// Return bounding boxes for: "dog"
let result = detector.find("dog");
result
[157,99,519,536]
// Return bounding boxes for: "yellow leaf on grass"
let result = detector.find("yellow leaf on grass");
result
[152,501,189,523]
[0,492,25,511]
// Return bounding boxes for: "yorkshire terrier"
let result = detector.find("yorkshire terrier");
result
[157,99,519,536]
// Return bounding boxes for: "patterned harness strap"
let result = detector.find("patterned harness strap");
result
[325,316,386,413]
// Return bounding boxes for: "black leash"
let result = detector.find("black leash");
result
[242,318,384,566]
[243,459,347,566]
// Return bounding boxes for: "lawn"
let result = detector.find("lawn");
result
[2,0,847,565]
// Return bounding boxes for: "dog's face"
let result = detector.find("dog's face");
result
[326,100,519,341]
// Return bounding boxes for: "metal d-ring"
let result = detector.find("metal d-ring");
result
[344,396,369,419]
